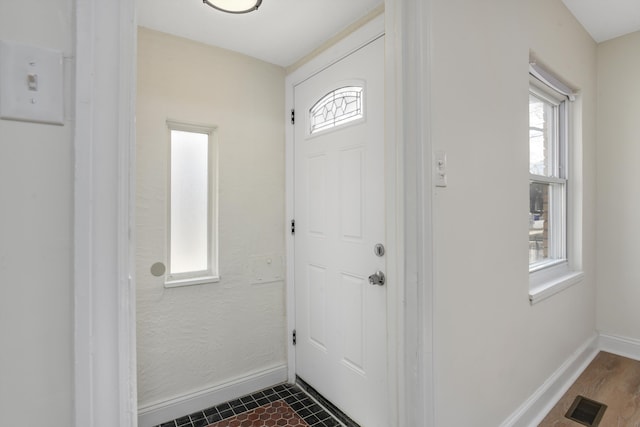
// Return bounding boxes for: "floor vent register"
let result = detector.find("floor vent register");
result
[565,395,607,427]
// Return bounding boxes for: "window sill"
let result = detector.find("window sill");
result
[164,275,220,288]
[529,268,583,305]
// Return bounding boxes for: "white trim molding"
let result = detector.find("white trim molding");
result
[74,0,137,426]
[388,0,435,426]
[529,270,584,304]
[500,332,640,427]
[499,333,599,427]
[599,333,640,361]
[138,365,288,427]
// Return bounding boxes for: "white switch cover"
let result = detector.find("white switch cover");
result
[0,40,64,125]
[435,150,447,187]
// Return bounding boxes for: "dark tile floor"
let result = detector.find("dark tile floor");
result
[154,383,342,427]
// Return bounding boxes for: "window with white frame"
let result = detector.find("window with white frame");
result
[527,62,583,304]
[166,121,219,287]
[528,82,567,270]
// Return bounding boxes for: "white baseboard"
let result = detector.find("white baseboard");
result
[138,364,288,427]
[137,333,640,427]
[599,332,640,361]
[501,332,640,427]
[499,333,599,427]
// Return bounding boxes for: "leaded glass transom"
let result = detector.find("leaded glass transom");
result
[309,86,364,134]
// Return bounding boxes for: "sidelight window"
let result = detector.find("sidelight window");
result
[166,121,219,287]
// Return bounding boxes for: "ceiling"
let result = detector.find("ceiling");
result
[137,0,640,68]
[561,0,640,43]
[136,0,383,67]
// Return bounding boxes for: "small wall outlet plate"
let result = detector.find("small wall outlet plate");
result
[250,255,284,285]
[0,40,64,125]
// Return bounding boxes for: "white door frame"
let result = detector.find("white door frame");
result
[284,3,434,426]
[73,0,433,426]
[288,27,387,425]
[73,0,138,426]
[391,1,435,424]
[284,13,386,382]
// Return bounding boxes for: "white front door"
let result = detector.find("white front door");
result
[294,36,387,427]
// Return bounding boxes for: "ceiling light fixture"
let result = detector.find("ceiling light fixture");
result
[203,0,262,14]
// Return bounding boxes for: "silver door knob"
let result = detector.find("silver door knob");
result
[368,270,386,286]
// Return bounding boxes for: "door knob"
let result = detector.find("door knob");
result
[368,270,386,286]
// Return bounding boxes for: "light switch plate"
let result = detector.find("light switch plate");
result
[435,150,447,187]
[0,40,64,125]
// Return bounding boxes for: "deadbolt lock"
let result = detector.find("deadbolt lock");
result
[374,243,385,257]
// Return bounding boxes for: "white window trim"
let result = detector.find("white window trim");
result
[165,120,220,288]
[529,261,583,304]
[528,73,583,304]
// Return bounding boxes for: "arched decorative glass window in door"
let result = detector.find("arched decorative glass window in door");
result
[309,86,364,135]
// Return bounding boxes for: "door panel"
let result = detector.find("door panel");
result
[294,35,386,427]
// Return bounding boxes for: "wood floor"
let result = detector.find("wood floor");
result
[539,351,640,427]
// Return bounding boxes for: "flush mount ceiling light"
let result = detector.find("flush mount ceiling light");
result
[203,0,262,13]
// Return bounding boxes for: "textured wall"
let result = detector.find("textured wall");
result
[136,27,286,408]
[596,31,640,342]
[0,0,74,425]
[430,0,597,424]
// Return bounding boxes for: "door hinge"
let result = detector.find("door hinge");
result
[292,329,297,346]
[291,219,295,235]
[291,109,295,125]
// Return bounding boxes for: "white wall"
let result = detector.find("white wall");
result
[429,0,597,424]
[596,31,640,343]
[0,0,74,425]
[136,28,286,409]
